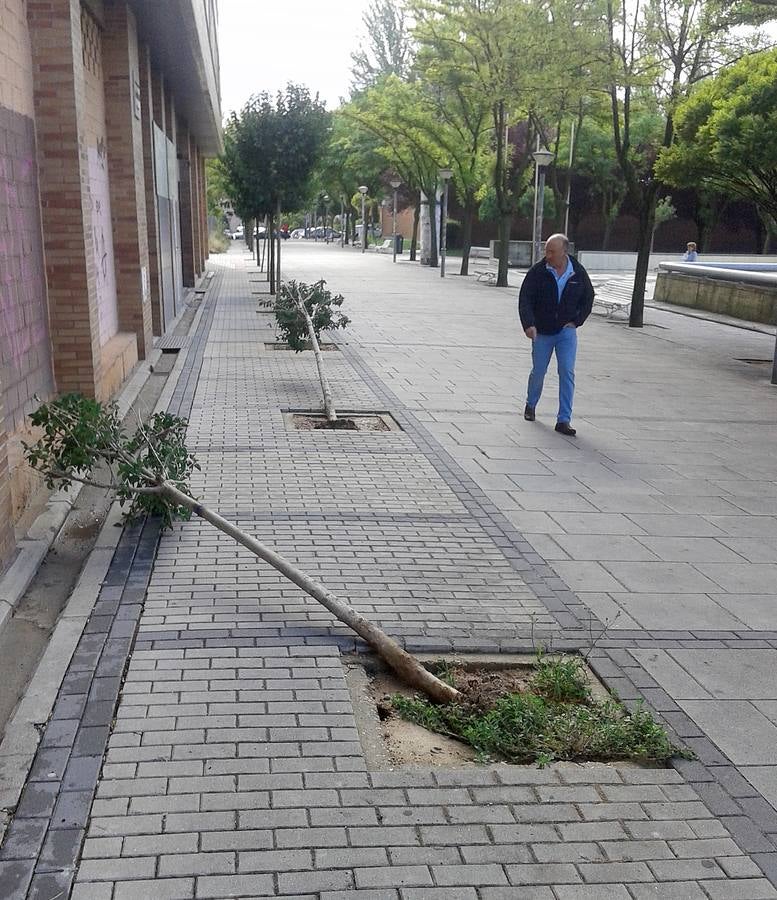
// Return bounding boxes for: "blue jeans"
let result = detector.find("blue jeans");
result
[526,327,577,423]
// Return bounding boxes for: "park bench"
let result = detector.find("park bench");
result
[591,277,634,317]
[594,296,632,317]
[475,256,499,284]
[373,239,394,253]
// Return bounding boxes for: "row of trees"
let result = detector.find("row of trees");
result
[217,86,329,293]
[311,0,777,326]
[211,2,777,328]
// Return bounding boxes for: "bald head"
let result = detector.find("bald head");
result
[544,233,570,269]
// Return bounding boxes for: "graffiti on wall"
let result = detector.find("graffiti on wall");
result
[0,107,55,430]
[88,137,118,346]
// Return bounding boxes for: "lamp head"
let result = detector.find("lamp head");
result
[438,168,453,180]
[358,185,368,194]
[390,179,402,189]
[532,148,554,168]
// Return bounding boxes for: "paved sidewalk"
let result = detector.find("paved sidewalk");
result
[1,244,777,898]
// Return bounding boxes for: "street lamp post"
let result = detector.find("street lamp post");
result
[531,148,554,265]
[340,196,345,247]
[390,178,401,263]
[438,168,453,278]
[323,195,330,243]
[358,185,368,253]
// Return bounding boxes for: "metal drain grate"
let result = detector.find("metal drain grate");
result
[155,334,190,352]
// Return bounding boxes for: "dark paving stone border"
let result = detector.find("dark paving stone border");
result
[0,519,161,900]
[168,271,223,419]
[0,277,221,899]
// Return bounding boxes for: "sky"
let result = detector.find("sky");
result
[217,0,366,120]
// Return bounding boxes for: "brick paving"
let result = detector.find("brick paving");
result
[2,247,777,898]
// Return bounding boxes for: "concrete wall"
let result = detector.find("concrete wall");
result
[655,272,777,325]
[578,251,777,273]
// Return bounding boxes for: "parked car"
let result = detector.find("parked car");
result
[290,228,306,239]
[231,225,244,240]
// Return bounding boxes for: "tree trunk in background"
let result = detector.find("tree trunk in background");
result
[496,214,510,287]
[427,195,438,268]
[410,197,420,261]
[629,194,657,328]
[268,212,275,294]
[459,198,475,277]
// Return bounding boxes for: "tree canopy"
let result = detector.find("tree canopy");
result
[657,48,777,232]
[221,85,330,222]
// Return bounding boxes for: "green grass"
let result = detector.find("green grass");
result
[392,655,687,767]
[528,653,591,704]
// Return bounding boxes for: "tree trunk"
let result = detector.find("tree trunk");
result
[459,198,475,277]
[601,217,614,251]
[496,213,510,288]
[629,194,657,328]
[427,195,438,268]
[276,200,282,289]
[410,197,420,261]
[159,482,459,704]
[344,210,350,245]
[268,212,276,294]
[292,284,337,423]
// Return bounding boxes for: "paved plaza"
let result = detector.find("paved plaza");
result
[1,242,777,898]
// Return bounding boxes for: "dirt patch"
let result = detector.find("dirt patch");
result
[345,654,625,770]
[264,341,340,351]
[285,412,399,432]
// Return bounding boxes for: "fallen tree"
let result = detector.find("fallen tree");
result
[24,395,458,704]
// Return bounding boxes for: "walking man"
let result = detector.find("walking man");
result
[518,233,594,436]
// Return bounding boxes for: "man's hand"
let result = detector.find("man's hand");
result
[524,326,537,340]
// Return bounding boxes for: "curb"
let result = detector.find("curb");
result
[0,273,212,838]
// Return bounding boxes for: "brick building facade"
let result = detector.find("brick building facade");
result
[0,0,221,572]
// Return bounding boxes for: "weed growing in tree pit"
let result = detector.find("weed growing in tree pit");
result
[392,656,687,767]
[529,652,591,704]
[275,279,350,352]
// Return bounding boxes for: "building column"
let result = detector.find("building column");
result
[102,0,152,359]
[191,142,202,277]
[200,152,208,268]
[177,120,196,287]
[139,42,162,336]
[27,0,102,397]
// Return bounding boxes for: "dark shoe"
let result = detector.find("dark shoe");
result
[523,404,535,422]
[555,422,576,436]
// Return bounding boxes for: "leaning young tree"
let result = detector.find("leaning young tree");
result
[24,396,459,704]
[275,279,351,427]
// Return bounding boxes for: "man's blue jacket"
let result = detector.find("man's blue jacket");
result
[518,256,595,336]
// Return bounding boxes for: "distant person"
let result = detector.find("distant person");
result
[518,234,595,437]
[683,242,698,262]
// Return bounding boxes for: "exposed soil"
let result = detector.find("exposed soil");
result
[347,656,613,770]
[264,341,340,351]
[292,414,390,432]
